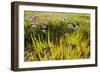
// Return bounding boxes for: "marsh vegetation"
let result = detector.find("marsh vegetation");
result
[24,11,90,61]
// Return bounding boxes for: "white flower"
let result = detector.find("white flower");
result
[68,23,79,30]
[68,24,74,28]
[41,30,46,33]
[30,23,36,30]
[42,25,46,29]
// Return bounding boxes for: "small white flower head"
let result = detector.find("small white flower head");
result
[68,23,74,29]
[68,22,79,30]
[30,23,36,30]
[42,25,46,29]
[41,30,46,33]
[31,24,36,28]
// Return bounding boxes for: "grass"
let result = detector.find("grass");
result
[24,11,90,61]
